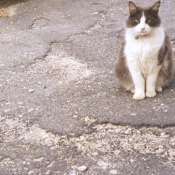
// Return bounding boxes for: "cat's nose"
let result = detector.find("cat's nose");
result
[141,28,145,32]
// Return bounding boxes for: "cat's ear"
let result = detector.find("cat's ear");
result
[151,1,161,14]
[128,1,137,15]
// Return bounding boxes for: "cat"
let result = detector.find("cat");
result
[114,1,175,100]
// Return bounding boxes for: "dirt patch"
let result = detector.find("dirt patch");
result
[0,0,29,17]
[0,5,17,17]
[0,0,28,8]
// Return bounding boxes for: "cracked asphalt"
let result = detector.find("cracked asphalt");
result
[0,0,175,174]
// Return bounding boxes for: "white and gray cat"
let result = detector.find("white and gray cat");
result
[115,1,175,100]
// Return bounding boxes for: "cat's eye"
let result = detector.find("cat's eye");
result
[146,19,152,23]
[134,19,140,23]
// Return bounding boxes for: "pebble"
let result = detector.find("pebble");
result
[47,161,55,168]
[156,148,164,154]
[92,152,98,156]
[131,113,136,116]
[29,89,35,93]
[46,170,51,175]
[97,160,108,170]
[80,136,86,140]
[4,109,10,113]
[72,115,78,118]
[28,108,34,113]
[114,150,120,156]
[77,165,88,172]
[33,157,44,162]
[110,170,118,174]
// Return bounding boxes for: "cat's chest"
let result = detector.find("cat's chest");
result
[125,35,164,66]
[125,37,161,60]
[124,34,164,74]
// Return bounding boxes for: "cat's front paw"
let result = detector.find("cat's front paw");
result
[133,92,145,100]
[156,86,163,93]
[146,91,156,98]
[130,87,135,94]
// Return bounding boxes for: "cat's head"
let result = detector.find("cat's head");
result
[126,1,161,36]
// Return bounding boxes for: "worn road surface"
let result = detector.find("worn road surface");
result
[0,0,175,174]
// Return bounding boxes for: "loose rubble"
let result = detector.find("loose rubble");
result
[77,166,88,172]
[1,117,175,174]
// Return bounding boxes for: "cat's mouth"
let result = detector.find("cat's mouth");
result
[137,31,150,37]
[139,31,148,35]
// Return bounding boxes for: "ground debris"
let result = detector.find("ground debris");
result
[0,5,17,17]
[77,165,88,172]
[1,117,175,172]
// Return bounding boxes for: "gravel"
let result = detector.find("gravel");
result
[1,116,175,174]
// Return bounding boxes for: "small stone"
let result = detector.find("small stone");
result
[110,170,118,174]
[33,157,44,162]
[156,148,164,154]
[97,160,108,170]
[129,158,135,163]
[92,152,98,156]
[131,113,136,116]
[73,115,78,118]
[47,161,55,168]
[19,114,24,117]
[114,150,120,156]
[80,136,86,140]
[4,109,10,113]
[124,128,132,134]
[29,89,35,93]
[77,166,88,172]
[28,108,34,113]
[46,170,51,175]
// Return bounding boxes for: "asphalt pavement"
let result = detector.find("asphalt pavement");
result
[0,0,175,174]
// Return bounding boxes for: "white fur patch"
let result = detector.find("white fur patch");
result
[124,24,165,99]
[125,26,164,75]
